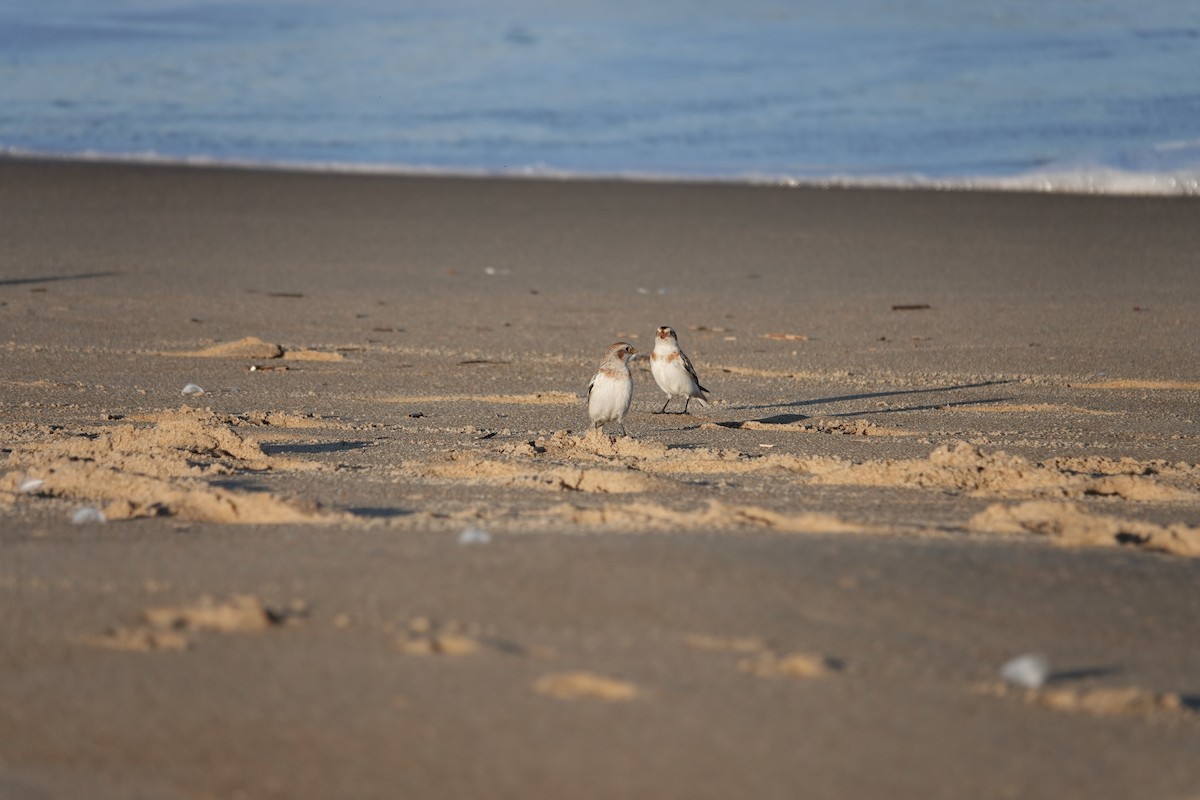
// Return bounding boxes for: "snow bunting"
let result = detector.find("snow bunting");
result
[650,326,710,414]
[587,341,638,435]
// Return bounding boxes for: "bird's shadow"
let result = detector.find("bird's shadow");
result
[1045,666,1122,684]
[260,440,372,456]
[1,271,121,287]
[727,379,1014,415]
[347,507,412,520]
[711,379,1016,426]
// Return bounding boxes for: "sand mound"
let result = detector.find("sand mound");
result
[1033,686,1193,717]
[1046,455,1200,484]
[512,436,1196,502]
[5,407,275,478]
[523,431,787,475]
[170,336,283,359]
[395,617,519,657]
[92,594,307,651]
[419,454,669,494]
[3,407,334,523]
[969,500,1200,556]
[163,336,343,362]
[979,682,1196,720]
[807,442,1197,501]
[739,651,840,679]
[545,499,866,534]
[534,671,642,701]
[281,348,344,362]
[400,633,481,656]
[36,459,325,523]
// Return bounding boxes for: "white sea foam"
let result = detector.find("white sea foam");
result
[4,146,1199,197]
[2,1,1197,198]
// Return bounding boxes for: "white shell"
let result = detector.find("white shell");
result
[181,383,205,396]
[71,507,107,525]
[458,526,491,545]
[999,653,1051,689]
[19,478,46,493]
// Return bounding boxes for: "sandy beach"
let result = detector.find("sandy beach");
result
[2,159,1199,799]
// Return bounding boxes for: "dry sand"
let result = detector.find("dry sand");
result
[2,159,1199,799]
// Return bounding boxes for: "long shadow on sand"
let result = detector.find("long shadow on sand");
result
[260,441,372,456]
[1,271,121,287]
[347,507,412,520]
[745,396,1013,425]
[728,379,1014,414]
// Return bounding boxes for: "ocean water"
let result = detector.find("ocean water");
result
[2,0,1199,193]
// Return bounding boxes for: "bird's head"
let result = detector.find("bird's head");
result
[607,341,638,363]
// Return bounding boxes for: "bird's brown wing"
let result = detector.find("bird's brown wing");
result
[681,351,710,394]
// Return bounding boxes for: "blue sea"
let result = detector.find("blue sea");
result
[3,0,1199,193]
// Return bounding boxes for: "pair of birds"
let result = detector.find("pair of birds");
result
[588,325,710,435]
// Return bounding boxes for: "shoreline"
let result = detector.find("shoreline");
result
[4,150,1200,197]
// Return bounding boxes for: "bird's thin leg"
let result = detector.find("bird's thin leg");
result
[681,397,691,415]
[657,397,671,414]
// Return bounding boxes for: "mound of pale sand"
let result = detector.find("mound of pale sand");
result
[738,651,840,679]
[417,452,671,494]
[2,407,333,523]
[533,671,642,701]
[543,499,867,534]
[395,617,512,657]
[1046,455,1199,479]
[968,500,1200,556]
[281,348,344,362]
[21,458,325,523]
[170,336,283,359]
[399,633,482,657]
[4,407,275,479]
[806,442,1197,501]
[506,435,1196,502]
[978,682,1195,720]
[1033,686,1192,718]
[164,336,343,362]
[683,634,769,653]
[519,430,792,476]
[92,595,306,651]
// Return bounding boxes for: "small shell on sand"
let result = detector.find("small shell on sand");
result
[71,506,107,524]
[999,653,1051,689]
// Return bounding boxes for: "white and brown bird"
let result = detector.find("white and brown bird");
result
[587,341,638,435]
[650,325,710,414]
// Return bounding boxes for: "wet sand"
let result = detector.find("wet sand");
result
[2,159,1199,799]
